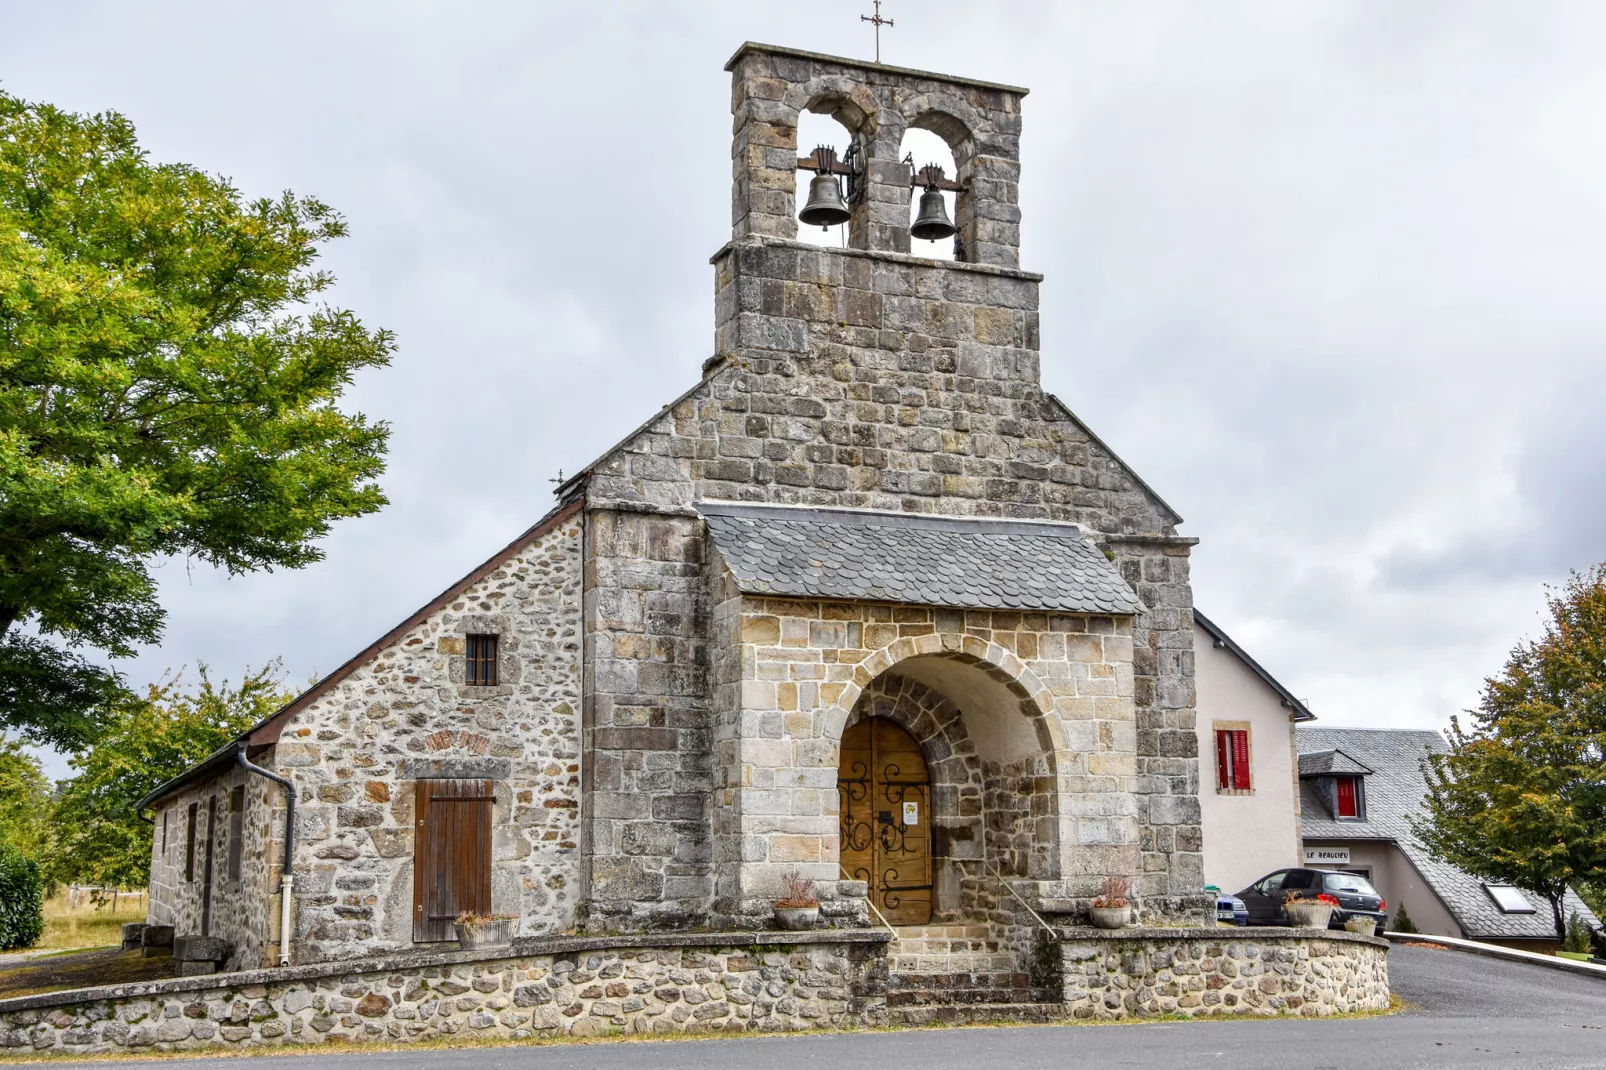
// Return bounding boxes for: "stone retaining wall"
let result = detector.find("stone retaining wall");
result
[0,931,888,1056]
[1059,927,1390,1019]
[0,927,1389,1055]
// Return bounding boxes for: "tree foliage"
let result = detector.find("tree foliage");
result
[49,663,293,890]
[0,90,391,748]
[0,737,52,860]
[1414,565,1606,940]
[0,845,43,950]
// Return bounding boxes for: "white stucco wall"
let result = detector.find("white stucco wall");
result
[1194,622,1303,894]
[1302,841,1463,938]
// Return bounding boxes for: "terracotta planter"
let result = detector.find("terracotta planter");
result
[1284,902,1335,929]
[1344,917,1377,937]
[1089,905,1130,929]
[454,918,515,950]
[773,905,820,930]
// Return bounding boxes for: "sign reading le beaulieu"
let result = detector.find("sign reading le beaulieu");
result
[1303,846,1352,865]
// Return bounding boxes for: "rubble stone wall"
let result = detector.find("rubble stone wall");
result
[0,929,1386,1056]
[145,515,586,969]
[146,769,275,971]
[0,933,888,1056]
[1059,928,1390,1019]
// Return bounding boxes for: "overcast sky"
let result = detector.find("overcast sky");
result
[6,2,1603,778]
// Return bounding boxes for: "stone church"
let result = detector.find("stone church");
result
[143,42,1209,987]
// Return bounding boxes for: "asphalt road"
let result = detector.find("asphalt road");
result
[46,944,1606,1070]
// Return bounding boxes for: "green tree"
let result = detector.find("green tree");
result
[0,90,391,749]
[0,738,52,859]
[1414,565,1606,941]
[48,663,292,890]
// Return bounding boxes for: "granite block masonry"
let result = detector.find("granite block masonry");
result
[139,40,1211,1007]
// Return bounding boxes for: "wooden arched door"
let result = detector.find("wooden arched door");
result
[838,718,932,924]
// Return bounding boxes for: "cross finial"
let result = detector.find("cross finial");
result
[861,1,893,64]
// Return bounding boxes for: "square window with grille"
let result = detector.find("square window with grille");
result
[465,634,499,686]
[1215,728,1251,791]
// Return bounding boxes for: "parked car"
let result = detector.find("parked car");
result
[1216,892,1249,926]
[1235,868,1387,928]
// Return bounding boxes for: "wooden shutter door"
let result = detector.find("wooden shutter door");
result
[1215,731,1231,789]
[413,779,493,942]
[1336,776,1357,817]
[1231,730,1251,790]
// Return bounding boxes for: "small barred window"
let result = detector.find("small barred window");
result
[466,634,499,686]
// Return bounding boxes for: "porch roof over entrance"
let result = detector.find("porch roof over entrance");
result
[698,501,1142,614]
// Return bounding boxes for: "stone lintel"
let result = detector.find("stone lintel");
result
[398,757,513,780]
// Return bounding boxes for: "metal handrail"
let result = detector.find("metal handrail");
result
[983,860,1059,940]
[840,867,899,935]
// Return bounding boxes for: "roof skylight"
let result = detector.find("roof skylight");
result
[1483,884,1536,914]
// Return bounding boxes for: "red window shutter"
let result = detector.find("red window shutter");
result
[1215,731,1231,789]
[1231,730,1251,790]
[1336,776,1358,818]
[413,779,494,942]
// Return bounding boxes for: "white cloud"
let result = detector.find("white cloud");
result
[5,0,1601,777]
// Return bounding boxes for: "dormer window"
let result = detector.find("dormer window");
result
[1336,776,1360,818]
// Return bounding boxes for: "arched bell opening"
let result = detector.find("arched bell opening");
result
[898,127,960,262]
[837,654,1062,928]
[794,110,857,250]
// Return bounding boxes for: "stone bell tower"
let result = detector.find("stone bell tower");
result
[576,44,1202,932]
[728,43,1024,265]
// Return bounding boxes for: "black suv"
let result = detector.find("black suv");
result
[1235,868,1386,928]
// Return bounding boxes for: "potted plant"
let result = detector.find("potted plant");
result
[773,871,820,930]
[1283,891,1338,929]
[1089,876,1132,929]
[454,911,518,950]
[1344,915,1377,937]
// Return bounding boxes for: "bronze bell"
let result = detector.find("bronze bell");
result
[799,173,850,229]
[910,186,956,241]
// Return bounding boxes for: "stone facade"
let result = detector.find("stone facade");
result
[147,770,276,972]
[145,42,1206,977]
[148,513,584,968]
[1059,928,1391,1019]
[577,43,1202,929]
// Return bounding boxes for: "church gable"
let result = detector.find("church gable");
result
[263,510,583,963]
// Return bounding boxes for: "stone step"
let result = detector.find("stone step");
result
[885,1002,1068,1027]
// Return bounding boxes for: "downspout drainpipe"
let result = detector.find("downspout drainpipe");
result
[237,748,296,967]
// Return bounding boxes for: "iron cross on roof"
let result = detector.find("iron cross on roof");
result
[861,1,893,63]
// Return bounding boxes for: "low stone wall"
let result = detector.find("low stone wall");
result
[1059,927,1390,1019]
[0,931,889,1055]
[0,925,1390,1054]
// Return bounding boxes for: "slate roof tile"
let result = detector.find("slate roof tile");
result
[1296,726,1601,940]
[697,501,1142,615]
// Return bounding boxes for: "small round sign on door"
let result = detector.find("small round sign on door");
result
[902,800,918,826]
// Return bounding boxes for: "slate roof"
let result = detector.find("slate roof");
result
[697,501,1142,614]
[1296,727,1601,941]
[1298,749,1374,776]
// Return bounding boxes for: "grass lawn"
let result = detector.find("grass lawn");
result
[32,892,147,953]
[0,947,176,999]
[1557,951,1590,961]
